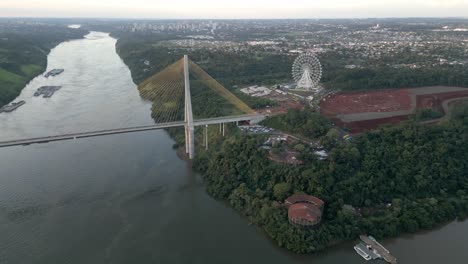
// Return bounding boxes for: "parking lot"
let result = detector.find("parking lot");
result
[238,125,275,134]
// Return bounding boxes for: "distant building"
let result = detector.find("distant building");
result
[289,49,302,54]
[240,85,272,97]
[345,64,358,69]
[281,83,297,90]
[314,150,329,160]
[264,135,288,147]
[285,194,324,228]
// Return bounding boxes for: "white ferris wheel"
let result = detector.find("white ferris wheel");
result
[292,53,322,92]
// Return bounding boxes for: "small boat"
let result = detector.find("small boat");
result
[44,69,64,78]
[354,244,372,261]
[0,100,26,113]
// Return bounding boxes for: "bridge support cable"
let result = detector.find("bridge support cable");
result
[139,73,185,123]
[188,60,255,114]
[138,59,183,97]
[142,77,185,122]
[157,80,184,123]
[138,58,186,124]
[140,80,173,122]
[145,81,178,123]
[140,78,178,104]
[167,80,185,122]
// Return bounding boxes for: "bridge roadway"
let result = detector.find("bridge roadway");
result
[0,114,265,148]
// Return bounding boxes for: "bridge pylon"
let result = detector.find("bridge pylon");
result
[183,55,195,159]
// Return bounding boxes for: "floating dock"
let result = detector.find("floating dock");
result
[358,235,397,264]
[0,100,25,113]
[354,242,380,260]
[44,69,64,78]
[34,86,62,98]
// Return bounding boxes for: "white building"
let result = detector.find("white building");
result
[240,86,272,97]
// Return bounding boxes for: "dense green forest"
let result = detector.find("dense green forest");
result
[261,107,332,139]
[0,25,86,107]
[324,66,468,91]
[192,104,468,253]
[116,33,468,253]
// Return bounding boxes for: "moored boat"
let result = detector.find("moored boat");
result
[0,100,26,113]
[44,69,64,78]
[354,244,372,260]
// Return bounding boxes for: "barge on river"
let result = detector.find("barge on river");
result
[0,100,25,113]
[44,69,64,78]
[34,86,62,98]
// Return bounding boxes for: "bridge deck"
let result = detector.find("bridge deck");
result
[0,114,264,148]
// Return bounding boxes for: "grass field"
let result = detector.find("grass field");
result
[0,65,45,107]
[0,25,86,107]
[0,46,46,107]
[0,68,28,106]
[0,68,25,84]
[21,64,43,76]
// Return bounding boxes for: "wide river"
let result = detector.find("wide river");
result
[0,32,467,264]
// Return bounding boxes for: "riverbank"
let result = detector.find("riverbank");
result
[1,30,468,263]
[1,31,331,264]
[196,114,468,254]
[0,24,87,107]
[110,32,468,256]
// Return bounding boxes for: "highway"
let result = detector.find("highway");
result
[0,114,265,148]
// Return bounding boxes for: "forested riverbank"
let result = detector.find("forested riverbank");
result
[115,34,468,253]
[191,105,468,253]
[0,24,86,107]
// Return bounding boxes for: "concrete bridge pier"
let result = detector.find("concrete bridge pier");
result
[184,124,189,154]
[204,125,209,150]
[186,125,195,158]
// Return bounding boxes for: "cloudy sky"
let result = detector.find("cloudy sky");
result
[1,0,467,19]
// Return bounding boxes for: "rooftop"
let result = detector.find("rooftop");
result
[285,194,324,208]
[288,203,321,222]
[285,193,325,227]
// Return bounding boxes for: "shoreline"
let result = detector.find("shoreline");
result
[113,36,468,255]
[0,30,89,108]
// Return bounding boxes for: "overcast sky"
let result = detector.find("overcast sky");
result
[1,0,467,19]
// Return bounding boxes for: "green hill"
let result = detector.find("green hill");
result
[0,24,86,107]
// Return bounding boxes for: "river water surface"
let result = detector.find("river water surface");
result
[0,32,467,264]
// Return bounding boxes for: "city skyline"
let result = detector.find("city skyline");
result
[1,0,468,19]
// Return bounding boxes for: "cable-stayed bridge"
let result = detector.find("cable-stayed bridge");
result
[0,55,265,159]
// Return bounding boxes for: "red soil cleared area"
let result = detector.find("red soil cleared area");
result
[332,115,410,133]
[320,87,468,133]
[416,90,468,109]
[320,89,412,116]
